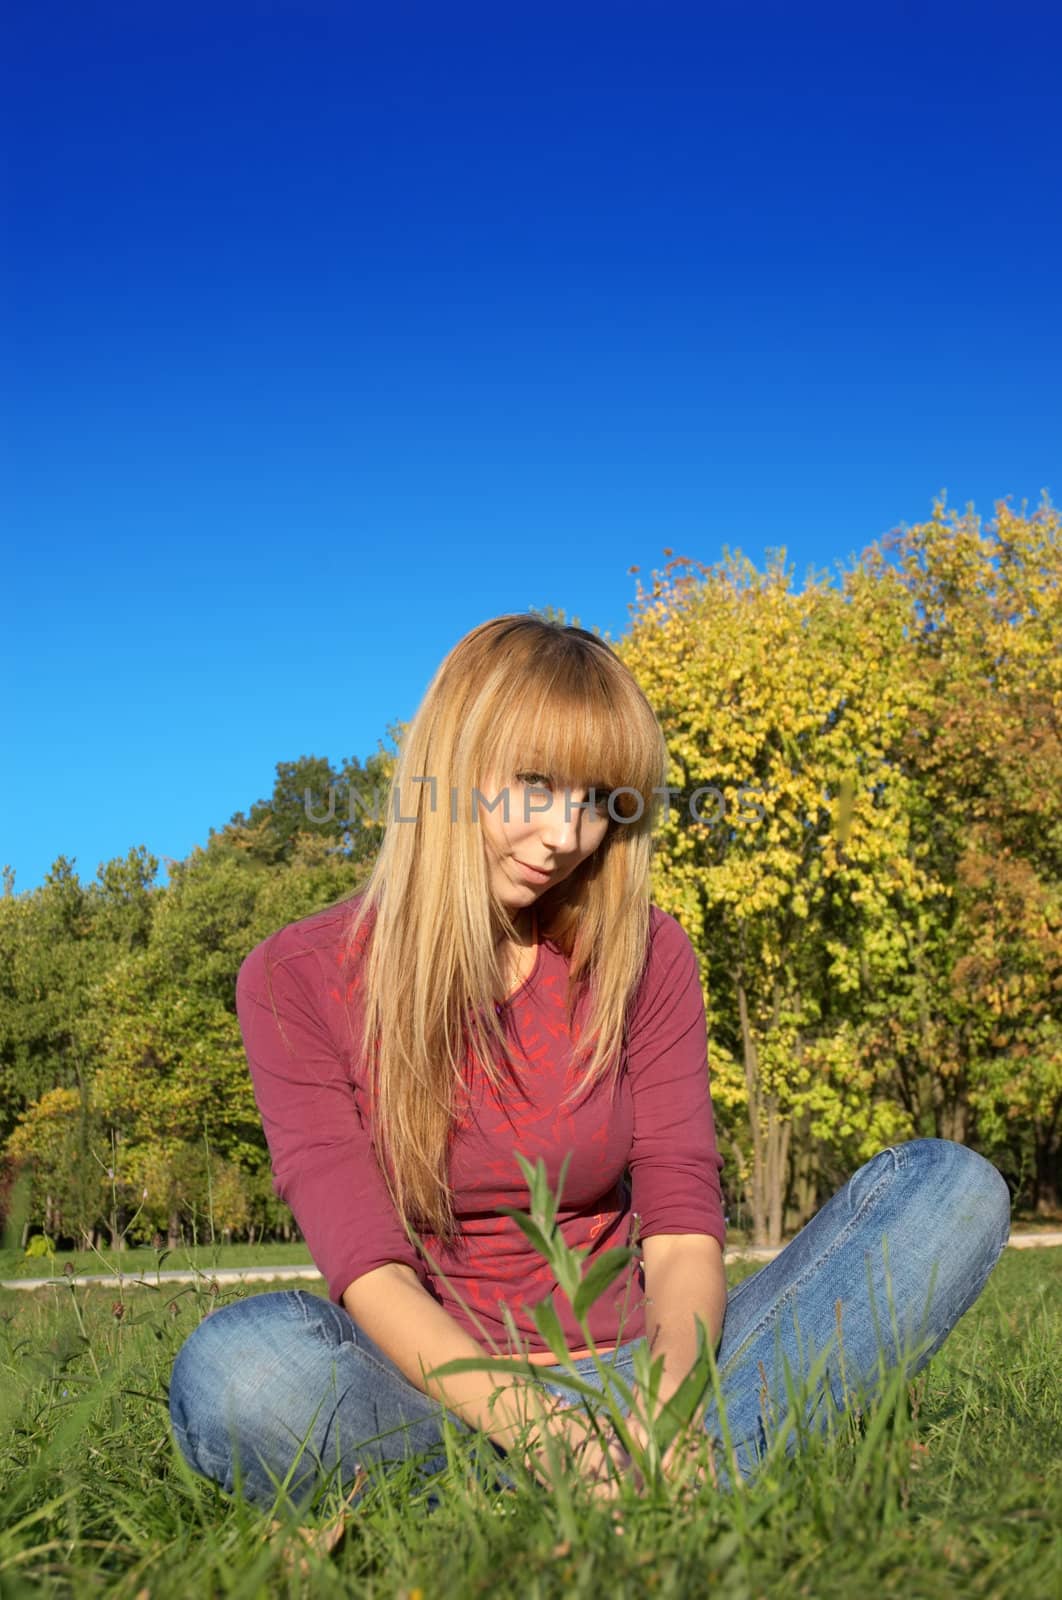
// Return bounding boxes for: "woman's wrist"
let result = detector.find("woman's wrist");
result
[520,1393,627,1487]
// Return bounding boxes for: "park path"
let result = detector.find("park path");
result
[3,1231,1060,1292]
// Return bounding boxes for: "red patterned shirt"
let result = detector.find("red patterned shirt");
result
[235,898,725,1354]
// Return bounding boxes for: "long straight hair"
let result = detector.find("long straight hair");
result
[344,615,668,1242]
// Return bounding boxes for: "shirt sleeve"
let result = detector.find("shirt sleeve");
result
[235,928,429,1303]
[625,910,726,1248]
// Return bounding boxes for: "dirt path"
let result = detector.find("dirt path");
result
[4,1232,1060,1292]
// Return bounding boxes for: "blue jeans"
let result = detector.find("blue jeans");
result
[168,1140,1010,1509]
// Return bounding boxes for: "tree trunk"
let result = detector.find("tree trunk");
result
[764,1095,790,1249]
[736,977,768,1244]
[168,1209,181,1249]
[786,1123,818,1234]
[1033,1117,1061,1216]
[735,973,793,1247]
[935,1097,968,1144]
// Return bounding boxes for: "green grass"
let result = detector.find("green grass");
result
[0,1241,316,1281]
[0,1250,1059,1599]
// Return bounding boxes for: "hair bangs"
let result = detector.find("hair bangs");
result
[480,647,666,817]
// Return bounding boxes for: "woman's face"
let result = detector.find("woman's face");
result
[478,768,612,914]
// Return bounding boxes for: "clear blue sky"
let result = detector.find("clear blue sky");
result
[4,1,1059,894]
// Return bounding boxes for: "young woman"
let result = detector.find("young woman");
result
[168,615,1010,1512]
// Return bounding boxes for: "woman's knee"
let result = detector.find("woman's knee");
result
[869,1140,1011,1342]
[172,1292,307,1414]
[835,1140,1010,1329]
[898,1139,1011,1249]
[168,1290,453,1503]
[169,1291,344,1492]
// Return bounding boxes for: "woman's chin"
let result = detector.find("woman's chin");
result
[501,885,540,910]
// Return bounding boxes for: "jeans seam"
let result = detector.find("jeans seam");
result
[172,1415,234,1485]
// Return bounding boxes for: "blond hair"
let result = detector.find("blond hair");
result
[344,615,668,1241]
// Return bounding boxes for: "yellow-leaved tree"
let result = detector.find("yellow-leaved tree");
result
[869,498,1062,1209]
[620,552,928,1243]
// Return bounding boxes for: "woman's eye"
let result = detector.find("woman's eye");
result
[513,772,614,817]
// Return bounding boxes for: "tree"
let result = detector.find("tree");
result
[874,498,1062,1208]
[217,741,398,870]
[621,551,924,1243]
[6,1086,104,1247]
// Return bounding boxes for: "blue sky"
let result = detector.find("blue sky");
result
[3,0,1059,894]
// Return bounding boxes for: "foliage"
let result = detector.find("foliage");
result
[619,550,926,1241]
[618,499,1060,1238]
[0,769,372,1247]
[878,498,1062,1211]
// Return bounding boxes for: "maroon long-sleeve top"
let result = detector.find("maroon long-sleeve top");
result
[235,898,725,1355]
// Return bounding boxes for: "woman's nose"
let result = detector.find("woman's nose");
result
[538,794,581,851]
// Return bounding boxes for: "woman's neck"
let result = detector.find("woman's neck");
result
[496,906,535,947]
[494,906,538,995]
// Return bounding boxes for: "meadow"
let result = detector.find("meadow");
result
[0,1244,1059,1599]
[0,1242,315,1283]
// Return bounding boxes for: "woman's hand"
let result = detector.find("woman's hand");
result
[620,1389,712,1494]
[523,1392,628,1501]
[521,1385,711,1504]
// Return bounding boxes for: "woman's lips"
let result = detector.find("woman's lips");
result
[514,858,553,882]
